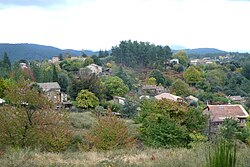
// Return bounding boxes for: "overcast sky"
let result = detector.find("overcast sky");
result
[0,0,249,51]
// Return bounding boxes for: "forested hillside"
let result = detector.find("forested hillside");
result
[0,43,98,62]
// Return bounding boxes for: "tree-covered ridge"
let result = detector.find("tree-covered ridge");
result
[0,43,98,62]
[112,40,172,69]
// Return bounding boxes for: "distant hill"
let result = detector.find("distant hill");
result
[0,43,229,62]
[172,48,227,55]
[184,48,227,55]
[0,43,98,62]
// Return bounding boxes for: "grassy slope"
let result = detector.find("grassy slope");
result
[1,144,250,167]
[1,112,250,167]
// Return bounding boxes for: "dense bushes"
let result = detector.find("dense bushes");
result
[138,99,207,148]
[140,114,190,148]
[86,113,136,150]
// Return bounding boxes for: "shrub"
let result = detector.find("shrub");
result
[138,99,191,148]
[120,99,139,119]
[140,114,190,148]
[86,113,136,150]
[38,112,72,152]
[101,101,121,112]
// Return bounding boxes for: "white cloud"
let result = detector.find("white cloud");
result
[0,0,249,51]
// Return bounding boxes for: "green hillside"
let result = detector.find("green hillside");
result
[0,43,97,62]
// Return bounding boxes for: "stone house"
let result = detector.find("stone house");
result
[203,104,249,134]
[37,82,61,105]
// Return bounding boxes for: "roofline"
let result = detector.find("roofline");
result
[205,104,249,117]
[239,105,249,117]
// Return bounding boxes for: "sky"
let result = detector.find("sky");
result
[0,0,249,52]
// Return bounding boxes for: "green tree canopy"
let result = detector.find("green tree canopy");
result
[76,89,99,109]
[138,99,189,148]
[145,77,157,85]
[0,79,7,98]
[115,66,133,90]
[83,57,94,67]
[172,50,188,67]
[242,61,250,80]
[3,51,11,70]
[30,61,43,82]
[52,64,58,82]
[205,69,226,92]
[171,79,191,96]
[149,69,170,87]
[58,73,69,92]
[112,40,172,69]
[138,99,207,148]
[68,73,106,101]
[183,66,201,85]
[104,76,129,98]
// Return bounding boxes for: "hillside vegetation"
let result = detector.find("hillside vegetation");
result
[1,40,250,166]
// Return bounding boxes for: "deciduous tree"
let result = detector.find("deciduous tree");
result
[171,79,191,96]
[183,66,201,85]
[104,76,129,98]
[76,89,99,109]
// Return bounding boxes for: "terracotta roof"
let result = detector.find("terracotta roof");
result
[204,105,249,122]
[155,93,182,101]
[37,82,61,92]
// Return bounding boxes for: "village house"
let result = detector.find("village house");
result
[86,64,102,75]
[203,104,249,134]
[138,85,167,96]
[190,59,199,66]
[52,56,60,63]
[37,82,61,105]
[155,93,183,102]
[227,96,246,104]
[113,96,126,105]
[170,59,179,65]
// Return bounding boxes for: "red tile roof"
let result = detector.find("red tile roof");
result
[204,105,249,122]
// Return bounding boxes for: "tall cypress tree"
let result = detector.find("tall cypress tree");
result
[52,64,58,82]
